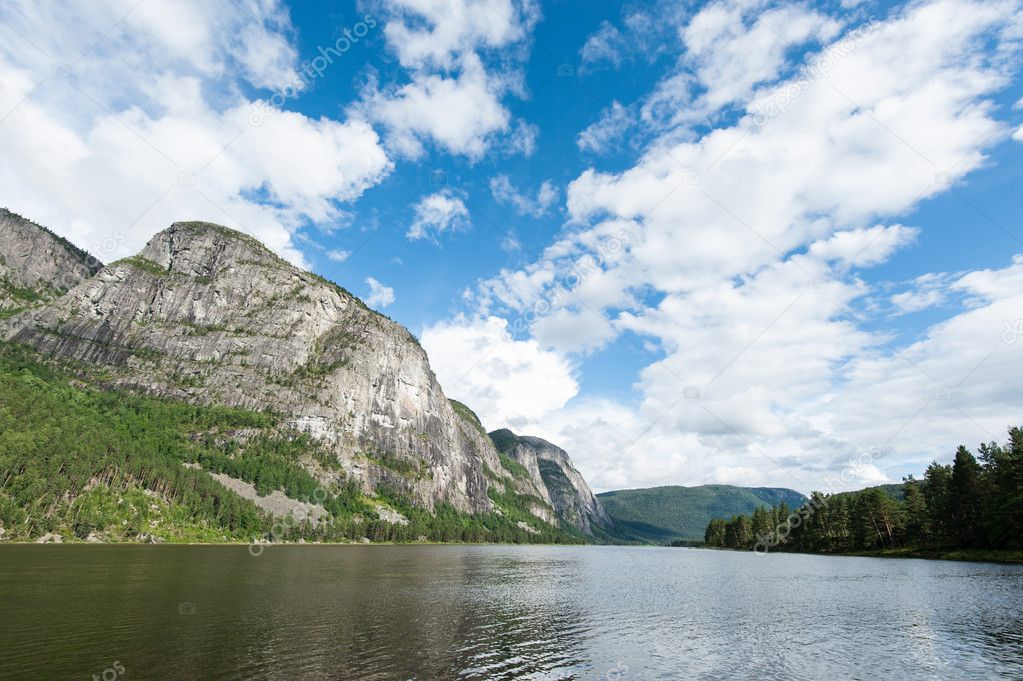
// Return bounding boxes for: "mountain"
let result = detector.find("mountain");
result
[0,216,602,542]
[489,429,613,536]
[0,209,101,316]
[597,484,808,543]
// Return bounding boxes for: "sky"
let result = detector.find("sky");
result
[0,0,1021,495]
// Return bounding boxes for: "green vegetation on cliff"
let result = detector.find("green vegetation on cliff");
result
[0,342,579,544]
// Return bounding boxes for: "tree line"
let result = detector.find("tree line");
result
[702,427,1023,556]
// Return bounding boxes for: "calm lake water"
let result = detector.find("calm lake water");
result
[0,545,1021,680]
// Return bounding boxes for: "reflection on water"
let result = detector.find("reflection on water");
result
[0,545,1021,680]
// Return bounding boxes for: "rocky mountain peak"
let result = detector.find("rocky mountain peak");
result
[138,221,284,278]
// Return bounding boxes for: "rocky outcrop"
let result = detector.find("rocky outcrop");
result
[0,208,102,313]
[2,221,520,516]
[0,217,608,536]
[490,429,612,535]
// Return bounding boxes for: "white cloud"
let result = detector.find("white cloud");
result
[505,119,539,156]
[681,1,841,112]
[889,272,957,315]
[489,175,557,217]
[577,101,635,153]
[500,234,522,252]
[0,0,391,265]
[364,276,395,308]
[459,0,1023,492]
[580,21,627,69]
[355,0,539,159]
[407,190,471,241]
[577,2,689,75]
[808,224,919,267]
[378,0,539,71]
[421,315,578,430]
[532,308,617,354]
[1014,124,1023,141]
[327,249,351,263]
[356,54,512,160]
[818,256,1023,469]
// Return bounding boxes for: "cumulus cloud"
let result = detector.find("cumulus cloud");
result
[680,0,841,113]
[327,249,351,263]
[420,316,578,430]
[0,0,391,265]
[489,175,557,217]
[504,119,540,156]
[531,308,617,354]
[457,0,1023,491]
[364,276,395,308]
[355,0,539,159]
[407,190,471,241]
[356,55,512,160]
[377,0,539,70]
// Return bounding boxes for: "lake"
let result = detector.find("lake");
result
[0,545,1021,680]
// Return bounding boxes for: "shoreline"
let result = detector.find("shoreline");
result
[682,544,1023,565]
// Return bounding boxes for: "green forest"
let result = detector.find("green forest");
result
[701,428,1023,560]
[597,484,807,542]
[0,342,579,545]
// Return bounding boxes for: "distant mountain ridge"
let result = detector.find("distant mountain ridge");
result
[598,484,807,543]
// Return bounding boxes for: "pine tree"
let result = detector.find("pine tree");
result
[923,462,953,545]
[950,446,983,547]
[902,476,930,546]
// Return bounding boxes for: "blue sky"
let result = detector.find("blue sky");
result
[0,0,1021,492]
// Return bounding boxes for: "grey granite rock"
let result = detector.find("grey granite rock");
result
[0,217,604,534]
[490,428,612,535]
[0,208,102,313]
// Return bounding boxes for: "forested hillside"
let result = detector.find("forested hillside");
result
[0,342,578,544]
[703,430,1023,560]
[598,484,806,542]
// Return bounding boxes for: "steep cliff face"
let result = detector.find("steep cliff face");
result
[490,429,612,535]
[0,209,102,313]
[1,221,523,517]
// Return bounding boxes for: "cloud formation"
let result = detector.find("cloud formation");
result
[407,190,471,241]
[364,276,396,308]
[454,0,1023,492]
[421,315,578,430]
[489,175,558,217]
[354,0,539,160]
[0,0,392,265]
